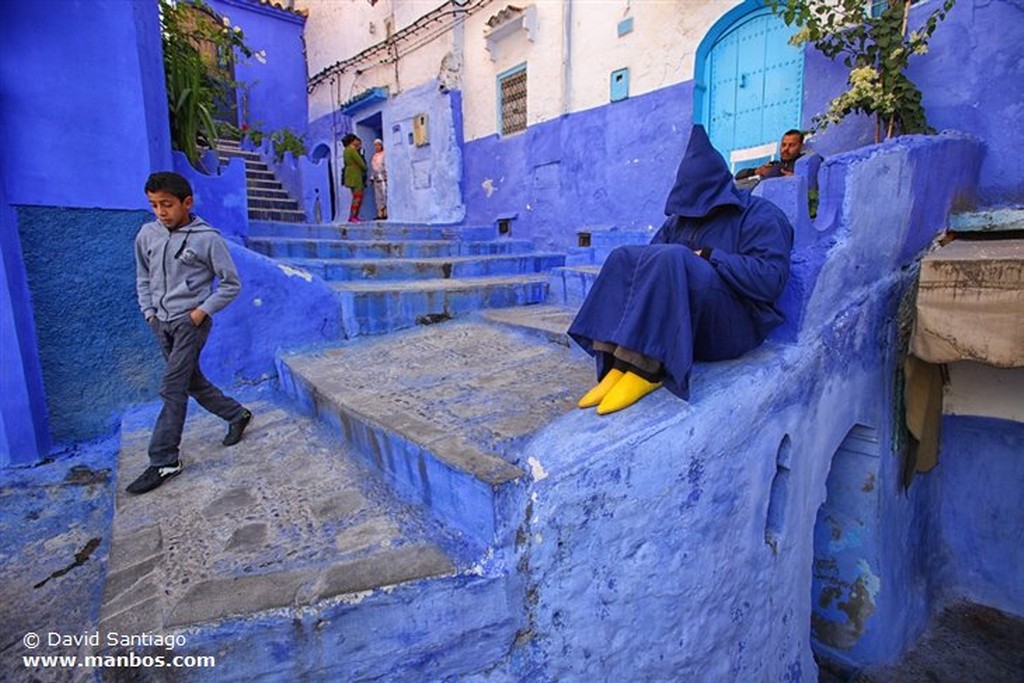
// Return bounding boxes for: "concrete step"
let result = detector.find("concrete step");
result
[247,237,535,260]
[248,221,499,242]
[246,168,277,181]
[277,322,595,545]
[480,304,578,347]
[281,252,566,282]
[248,187,293,201]
[248,208,306,223]
[331,273,550,336]
[248,196,301,211]
[100,395,517,680]
[546,265,601,307]
[247,178,286,191]
[218,149,263,164]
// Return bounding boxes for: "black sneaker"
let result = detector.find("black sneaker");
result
[223,409,252,446]
[125,461,182,495]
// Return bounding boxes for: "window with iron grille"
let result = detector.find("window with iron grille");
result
[498,65,527,136]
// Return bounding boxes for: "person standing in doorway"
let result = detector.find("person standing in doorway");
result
[370,138,387,220]
[342,134,367,223]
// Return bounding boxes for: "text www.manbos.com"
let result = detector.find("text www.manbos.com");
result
[24,653,216,669]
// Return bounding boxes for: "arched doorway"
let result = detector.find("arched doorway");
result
[811,424,882,663]
[694,2,804,162]
[310,143,335,222]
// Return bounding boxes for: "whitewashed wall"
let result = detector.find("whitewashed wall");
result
[300,1,746,137]
[459,1,742,141]
[300,0,458,120]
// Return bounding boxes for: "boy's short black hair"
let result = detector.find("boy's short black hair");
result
[783,129,805,142]
[145,172,193,201]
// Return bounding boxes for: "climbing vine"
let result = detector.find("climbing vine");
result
[768,0,955,142]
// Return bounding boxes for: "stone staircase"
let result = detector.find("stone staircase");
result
[101,392,521,681]
[96,216,673,679]
[246,220,566,338]
[216,139,306,223]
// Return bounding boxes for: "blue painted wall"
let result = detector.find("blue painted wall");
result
[387,80,466,224]
[931,414,1024,616]
[0,187,50,465]
[207,0,308,137]
[801,0,1024,206]
[307,111,355,222]
[14,206,165,443]
[462,83,692,250]
[0,0,170,210]
[201,243,344,385]
[0,0,171,453]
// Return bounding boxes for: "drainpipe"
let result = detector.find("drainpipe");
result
[562,0,573,115]
[388,0,400,92]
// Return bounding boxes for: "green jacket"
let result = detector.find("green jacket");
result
[343,146,367,189]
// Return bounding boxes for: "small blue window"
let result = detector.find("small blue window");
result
[610,68,629,102]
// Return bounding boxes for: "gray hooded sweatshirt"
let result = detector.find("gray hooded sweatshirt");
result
[134,215,241,322]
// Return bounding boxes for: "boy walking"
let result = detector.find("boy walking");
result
[129,172,252,495]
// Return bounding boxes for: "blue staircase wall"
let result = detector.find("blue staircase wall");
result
[0,187,50,466]
[173,152,251,241]
[201,245,344,385]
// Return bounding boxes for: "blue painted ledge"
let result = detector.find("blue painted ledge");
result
[497,132,983,680]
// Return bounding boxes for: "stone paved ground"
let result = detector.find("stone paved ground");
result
[0,438,116,682]
[101,391,461,636]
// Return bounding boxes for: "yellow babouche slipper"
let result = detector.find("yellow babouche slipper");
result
[596,371,662,415]
[577,368,625,409]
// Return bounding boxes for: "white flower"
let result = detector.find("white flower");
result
[255,50,267,64]
[234,26,242,33]
[221,15,231,26]
[789,26,812,46]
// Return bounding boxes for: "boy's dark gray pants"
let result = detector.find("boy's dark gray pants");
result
[148,316,244,467]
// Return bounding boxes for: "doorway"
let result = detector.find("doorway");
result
[356,112,384,221]
[695,3,804,161]
[810,424,882,661]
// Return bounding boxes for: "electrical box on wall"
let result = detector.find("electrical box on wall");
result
[413,114,429,146]
[610,68,629,102]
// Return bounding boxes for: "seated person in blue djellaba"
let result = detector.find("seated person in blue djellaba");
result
[568,124,793,415]
[735,129,806,185]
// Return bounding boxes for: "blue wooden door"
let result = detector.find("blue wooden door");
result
[707,9,804,159]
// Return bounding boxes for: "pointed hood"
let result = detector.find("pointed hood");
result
[664,125,745,218]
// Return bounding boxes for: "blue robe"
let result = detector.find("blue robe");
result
[568,125,793,399]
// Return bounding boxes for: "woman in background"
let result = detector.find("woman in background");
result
[370,139,387,220]
[342,134,367,223]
